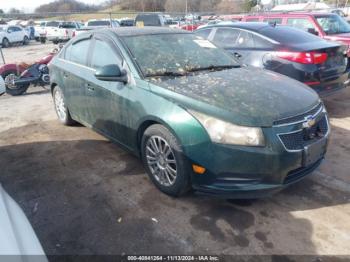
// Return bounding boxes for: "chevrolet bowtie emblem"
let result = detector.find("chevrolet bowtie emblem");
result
[302,115,316,129]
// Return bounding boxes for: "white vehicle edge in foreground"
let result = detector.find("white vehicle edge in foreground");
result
[0,184,47,261]
[0,76,5,95]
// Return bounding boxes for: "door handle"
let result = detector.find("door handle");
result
[234,52,242,58]
[86,83,94,91]
[63,73,69,78]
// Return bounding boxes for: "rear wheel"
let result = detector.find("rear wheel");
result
[2,70,29,96]
[141,124,191,197]
[23,36,29,45]
[2,38,10,48]
[52,86,75,126]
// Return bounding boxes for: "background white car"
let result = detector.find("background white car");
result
[0,76,5,95]
[0,25,29,48]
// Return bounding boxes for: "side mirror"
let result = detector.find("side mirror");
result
[94,64,128,83]
[307,28,319,36]
[7,29,11,33]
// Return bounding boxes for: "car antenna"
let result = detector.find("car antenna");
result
[269,21,277,27]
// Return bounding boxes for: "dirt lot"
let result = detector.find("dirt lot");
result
[0,43,350,257]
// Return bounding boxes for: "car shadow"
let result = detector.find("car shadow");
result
[0,131,349,256]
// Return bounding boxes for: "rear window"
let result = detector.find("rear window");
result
[88,20,110,26]
[135,15,161,26]
[60,22,77,29]
[260,25,320,44]
[46,21,60,27]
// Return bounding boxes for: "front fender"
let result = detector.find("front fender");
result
[0,64,27,76]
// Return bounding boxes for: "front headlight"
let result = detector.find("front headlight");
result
[189,110,265,146]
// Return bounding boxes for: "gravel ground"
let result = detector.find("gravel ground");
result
[0,42,349,257]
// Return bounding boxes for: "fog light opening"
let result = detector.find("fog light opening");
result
[192,164,206,174]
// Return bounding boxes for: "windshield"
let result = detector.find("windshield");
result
[316,14,350,35]
[122,33,239,77]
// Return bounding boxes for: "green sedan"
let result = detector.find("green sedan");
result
[49,27,329,198]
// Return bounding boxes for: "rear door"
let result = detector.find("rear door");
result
[61,37,93,122]
[85,35,130,143]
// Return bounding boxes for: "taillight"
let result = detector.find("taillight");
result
[65,29,68,36]
[277,51,328,64]
[72,31,76,37]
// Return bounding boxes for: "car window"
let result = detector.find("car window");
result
[46,21,60,27]
[287,18,316,32]
[316,14,350,35]
[40,22,46,27]
[60,22,76,29]
[236,31,254,48]
[253,34,274,49]
[135,15,161,26]
[195,28,212,39]
[90,39,122,69]
[65,39,91,66]
[88,20,110,26]
[212,28,240,48]
[263,18,282,24]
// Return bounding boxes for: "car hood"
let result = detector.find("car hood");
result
[0,184,47,259]
[148,67,320,127]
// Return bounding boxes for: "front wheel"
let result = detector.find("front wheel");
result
[52,86,75,126]
[23,36,29,45]
[2,38,10,48]
[141,124,191,197]
[2,70,29,96]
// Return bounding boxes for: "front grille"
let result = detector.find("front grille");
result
[279,115,328,151]
[284,158,323,184]
[274,103,323,126]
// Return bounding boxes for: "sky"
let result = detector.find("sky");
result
[1,0,106,13]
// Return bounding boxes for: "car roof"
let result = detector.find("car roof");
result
[108,27,189,37]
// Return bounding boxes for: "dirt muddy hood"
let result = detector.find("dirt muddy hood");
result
[0,184,47,260]
[150,67,320,127]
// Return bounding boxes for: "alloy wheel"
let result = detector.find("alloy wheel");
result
[146,135,177,187]
[4,74,19,90]
[54,89,67,121]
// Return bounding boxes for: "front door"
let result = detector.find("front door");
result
[85,36,131,145]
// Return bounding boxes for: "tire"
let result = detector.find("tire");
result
[23,36,29,45]
[40,37,46,44]
[1,70,29,96]
[2,38,10,48]
[52,86,75,126]
[52,40,58,45]
[141,124,191,197]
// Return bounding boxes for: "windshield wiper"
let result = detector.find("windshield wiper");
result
[186,64,240,72]
[145,71,186,78]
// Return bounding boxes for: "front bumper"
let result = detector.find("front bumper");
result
[187,110,329,199]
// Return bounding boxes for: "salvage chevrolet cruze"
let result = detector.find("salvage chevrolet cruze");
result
[49,27,329,198]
